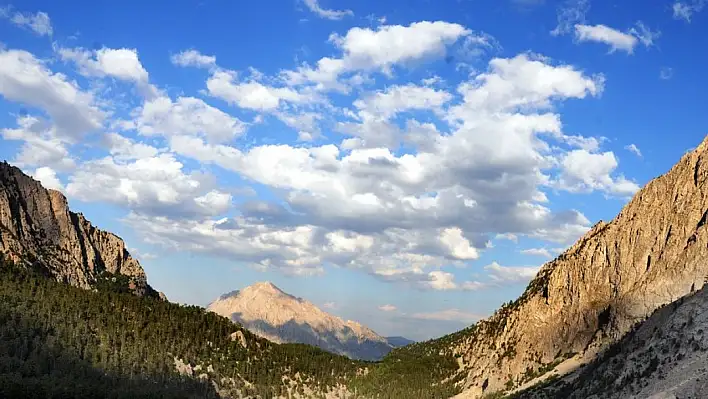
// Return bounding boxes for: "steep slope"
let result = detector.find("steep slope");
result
[515,282,708,398]
[0,162,155,296]
[208,282,394,361]
[440,135,708,397]
[0,257,362,399]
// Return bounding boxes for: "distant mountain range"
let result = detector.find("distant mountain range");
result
[208,282,412,360]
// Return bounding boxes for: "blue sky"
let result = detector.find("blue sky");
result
[1,0,707,341]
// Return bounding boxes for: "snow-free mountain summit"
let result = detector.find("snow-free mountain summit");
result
[208,282,400,360]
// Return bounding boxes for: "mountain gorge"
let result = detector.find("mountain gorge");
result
[5,134,708,398]
[208,282,398,361]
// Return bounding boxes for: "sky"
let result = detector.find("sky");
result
[1,0,707,341]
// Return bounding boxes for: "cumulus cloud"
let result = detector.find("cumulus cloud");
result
[31,166,63,191]
[378,304,397,312]
[281,21,473,90]
[0,49,104,139]
[128,96,247,143]
[484,262,540,282]
[0,7,52,36]
[573,21,659,54]
[171,49,216,68]
[0,23,638,288]
[302,0,353,20]
[66,153,233,219]
[1,116,76,171]
[555,149,640,195]
[521,248,553,258]
[574,24,639,53]
[208,69,320,111]
[58,47,158,97]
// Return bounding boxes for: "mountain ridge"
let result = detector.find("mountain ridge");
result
[208,281,397,361]
[447,135,708,397]
[0,161,157,297]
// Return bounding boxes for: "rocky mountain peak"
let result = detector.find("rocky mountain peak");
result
[0,162,156,297]
[208,283,395,360]
[246,281,288,296]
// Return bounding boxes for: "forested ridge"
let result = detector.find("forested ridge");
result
[0,253,469,398]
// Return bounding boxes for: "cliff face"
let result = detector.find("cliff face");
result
[452,136,708,397]
[208,282,394,361]
[0,162,154,296]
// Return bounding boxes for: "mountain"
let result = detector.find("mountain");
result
[385,336,415,347]
[425,136,708,398]
[0,162,156,297]
[208,282,394,361]
[513,282,708,398]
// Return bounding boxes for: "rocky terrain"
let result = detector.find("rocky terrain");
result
[0,161,156,297]
[514,282,708,398]
[208,282,395,361]
[446,135,708,398]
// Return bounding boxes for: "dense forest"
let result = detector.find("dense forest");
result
[0,253,468,398]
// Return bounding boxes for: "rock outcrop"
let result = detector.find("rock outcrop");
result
[208,282,394,360]
[451,136,708,397]
[516,282,708,398]
[0,162,155,296]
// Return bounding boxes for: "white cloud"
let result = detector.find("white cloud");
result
[484,261,540,283]
[520,248,553,258]
[282,21,472,90]
[323,302,337,309]
[439,228,479,260]
[573,22,659,54]
[66,153,233,218]
[1,116,76,171]
[130,96,246,143]
[0,49,104,139]
[58,47,157,96]
[411,309,481,323]
[155,52,608,280]
[673,1,706,22]
[127,247,157,261]
[171,49,216,68]
[625,143,642,157]
[103,132,161,161]
[31,166,63,191]
[338,83,452,149]
[425,271,458,290]
[302,0,353,20]
[574,24,638,54]
[551,0,590,36]
[1,7,53,36]
[378,304,397,312]
[0,21,639,289]
[208,69,318,111]
[556,149,640,195]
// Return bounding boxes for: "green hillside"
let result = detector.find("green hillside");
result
[0,253,468,398]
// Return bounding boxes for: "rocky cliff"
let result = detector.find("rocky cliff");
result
[450,136,708,397]
[515,281,708,398]
[208,282,394,361]
[0,162,155,296]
